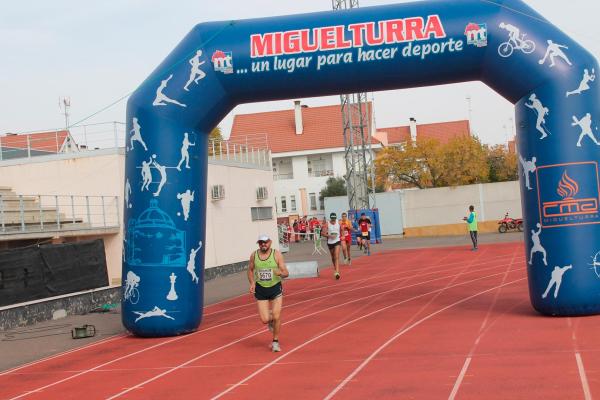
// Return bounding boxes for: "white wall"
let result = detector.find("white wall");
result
[205,163,278,268]
[402,181,522,227]
[0,149,277,284]
[325,181,522,234]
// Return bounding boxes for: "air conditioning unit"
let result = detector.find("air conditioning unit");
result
[211,185,225,200]
[256,186,268,200]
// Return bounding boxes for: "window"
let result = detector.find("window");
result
[281,196,287,213]
[211,185,225,200]
[320,196,325,210]
[256,186,268,200]
[307,154,333,177]
[309,193,317,210]
[290,195,297,212]
[251,207,273,221]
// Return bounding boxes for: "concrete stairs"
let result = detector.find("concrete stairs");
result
[0,186,89,235]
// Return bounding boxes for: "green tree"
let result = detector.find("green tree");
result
[320,177,347,200]
[487,144,518,182]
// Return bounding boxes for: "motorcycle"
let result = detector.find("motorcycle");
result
[498,212,523,233]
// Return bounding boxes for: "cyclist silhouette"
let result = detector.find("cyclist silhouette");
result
[498,22,535,58]
[124,271,141,304]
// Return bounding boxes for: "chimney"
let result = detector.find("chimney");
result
[294,100,303,135]
[409,118,417,142]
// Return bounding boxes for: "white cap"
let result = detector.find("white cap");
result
[257,234,271,242]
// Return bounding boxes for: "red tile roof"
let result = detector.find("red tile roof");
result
[230,103,378,154]
[0,130,70,153]
[377,120,471,145]
[230,103,470,154]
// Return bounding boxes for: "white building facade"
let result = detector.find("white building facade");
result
[272,147,348,220]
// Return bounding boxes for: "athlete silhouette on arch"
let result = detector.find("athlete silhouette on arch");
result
[566,68,596,97]
[129,117,147,151]
[572,113,600,147]
[525,94,550,139]
[176,132,196,171]
[529,223,547,266]
[519,155,537,190]
[539,40,572,68]
[184,50,206,91]
[153,75,187,107]
[542,265,572,299]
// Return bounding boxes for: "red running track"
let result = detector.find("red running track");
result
[1,242,599,400]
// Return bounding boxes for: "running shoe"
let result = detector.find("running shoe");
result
[334,272,340,280]
[367,248,370,256]
[271,341,281,352]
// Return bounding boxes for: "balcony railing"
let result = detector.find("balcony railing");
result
[274,172,294,180]
[1,124,271,169]
[0,194,120,235]
[208,139,271,168]
[309,169,334,178]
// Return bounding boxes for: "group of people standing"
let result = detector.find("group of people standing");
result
[289,217,322,242]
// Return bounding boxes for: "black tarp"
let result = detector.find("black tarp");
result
[0,239,108,306]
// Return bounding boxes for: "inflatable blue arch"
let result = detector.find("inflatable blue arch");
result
[123,0,600,337]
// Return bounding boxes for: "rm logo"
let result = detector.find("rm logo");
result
[537,161,600,228]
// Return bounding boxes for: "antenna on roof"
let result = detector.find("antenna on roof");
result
[59,96,71,131]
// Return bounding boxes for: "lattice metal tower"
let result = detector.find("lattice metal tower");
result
[332,0,376,211]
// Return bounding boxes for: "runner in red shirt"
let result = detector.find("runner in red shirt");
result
[339,212,353,265]
[358,213,372,256]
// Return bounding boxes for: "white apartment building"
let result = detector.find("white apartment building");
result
[230,101,378,222]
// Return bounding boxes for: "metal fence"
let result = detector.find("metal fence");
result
[208,139,271,168]
[0,194,120,235]
[1,123,271,169]
[0,122,127,161]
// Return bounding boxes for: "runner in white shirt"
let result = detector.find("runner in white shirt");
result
[324,212,342,280]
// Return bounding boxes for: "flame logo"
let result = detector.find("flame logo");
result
[557,171,579,199]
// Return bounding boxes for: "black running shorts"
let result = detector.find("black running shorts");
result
[254,282,283,301]
[327,241,341,250]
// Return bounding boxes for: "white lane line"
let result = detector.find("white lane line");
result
[203,253,515,317]
[216,277,526,400]
[447,246,519,400]
[107,270,523,400]
[9,258,516,399]
[569,318,593,400]
[448,357,472,400]
[0,334,127,377]
[5,312,264,400]
[575,353,593,400]
[323,277,526,400]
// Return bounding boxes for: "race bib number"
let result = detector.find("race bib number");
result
[258,269,273,281]
[362,231,369,237]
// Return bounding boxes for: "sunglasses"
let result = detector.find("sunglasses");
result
[258,240,268,245]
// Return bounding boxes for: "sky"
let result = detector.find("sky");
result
[1,0,599,145]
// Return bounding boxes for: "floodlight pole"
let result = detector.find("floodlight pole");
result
[333,0,375,211]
